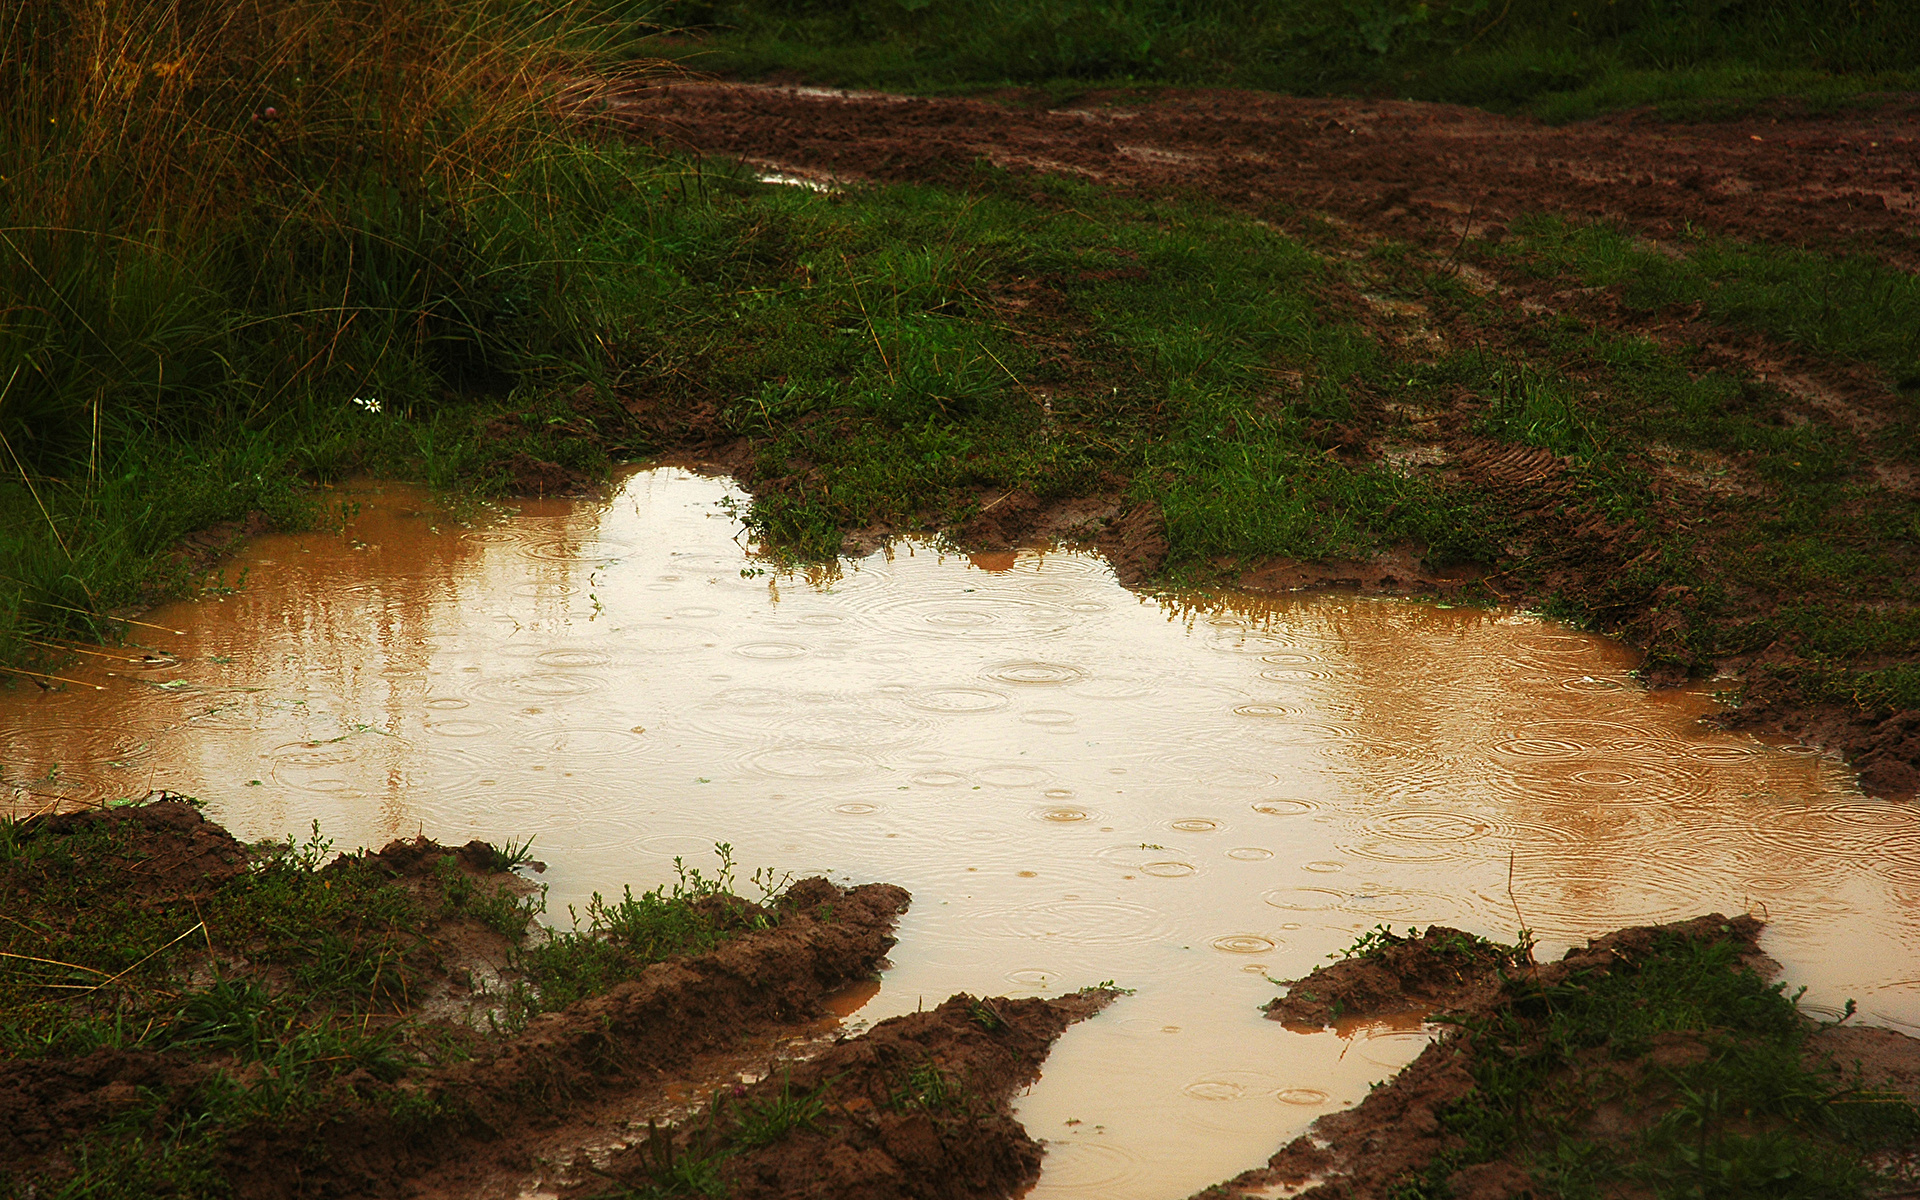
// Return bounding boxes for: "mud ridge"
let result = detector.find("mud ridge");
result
[1200,914,1920,1200]
[576,989,1120,1200]
[0,801,914,1199]
[227,879,911,1198]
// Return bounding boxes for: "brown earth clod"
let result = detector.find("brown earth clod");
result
[580,988,1121,1200]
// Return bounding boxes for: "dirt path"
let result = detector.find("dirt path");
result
[614,83,1920,267]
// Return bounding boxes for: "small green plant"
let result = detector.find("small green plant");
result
[1333,924,1412,962]
[966,997,1006,1032]
[730,1069,831,1148]
[475,836,539,873]
[889,1061,966,1114]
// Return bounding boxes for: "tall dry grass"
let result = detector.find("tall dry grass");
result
[0,0,655,662]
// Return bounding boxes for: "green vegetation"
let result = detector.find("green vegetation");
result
[5,0,1914,730]
[0,800,788,1196]
[1333,923,1523,965]
[1393,931,1920,1199]
[0,0,651,667]
[649,0,1920,119]
[502,844,792,1021]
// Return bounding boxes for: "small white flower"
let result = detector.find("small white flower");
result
[351,396,382,414]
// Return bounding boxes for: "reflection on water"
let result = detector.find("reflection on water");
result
[3,469,1917,1199]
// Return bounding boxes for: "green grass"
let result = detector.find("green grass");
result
[1390,932,1920,1199]
[0,0,654,668]
[424,153,1910,713]
[644,0,1920,120]
[503,843,791,1021]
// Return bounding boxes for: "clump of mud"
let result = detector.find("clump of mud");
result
[1263,925,1523,1028]
[577,989,1120,1200]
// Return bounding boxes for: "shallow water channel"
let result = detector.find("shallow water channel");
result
[5,468,1919,1198]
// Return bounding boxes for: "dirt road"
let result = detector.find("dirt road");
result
[615,83,1920,266]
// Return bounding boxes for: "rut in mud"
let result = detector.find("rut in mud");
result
[621,84,1920,266]
[0,800,920,1198]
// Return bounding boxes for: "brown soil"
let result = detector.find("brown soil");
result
[604,83,1920,797]
[1261,926,1523,1029]
[1196,914,1920,1200]
[231,877,911,1199]
[615,83,1920,268]
[1,802,921,1199]
[575,989,1119,1200]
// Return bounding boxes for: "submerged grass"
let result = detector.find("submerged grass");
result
[647,0,1920,120]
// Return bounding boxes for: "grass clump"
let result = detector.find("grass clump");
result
[1394,933,1920,1198]
[505,843,793,1020]
[650,0,1920,119]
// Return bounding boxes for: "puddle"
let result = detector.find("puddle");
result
[4,468,1918,1199]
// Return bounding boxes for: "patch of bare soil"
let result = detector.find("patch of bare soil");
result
[1196,914,1920,1200]
[572,989,1120,1200]
[614,84,1920,268]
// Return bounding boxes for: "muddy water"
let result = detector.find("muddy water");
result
[5,468,1918,1199]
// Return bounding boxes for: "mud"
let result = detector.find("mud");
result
[617,83,1920,268]
[1195,914,1920,1200]
[577,988,1119,1200]
[1261,926,1521,1029]
[1,802,919,1199]
[222,881,914,1199]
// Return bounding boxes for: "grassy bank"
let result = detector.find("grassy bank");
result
[646,0,1920,119]
[563,160,1918,718]
[0,0,657,668]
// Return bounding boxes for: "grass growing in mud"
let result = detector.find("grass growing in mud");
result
[610,163,1491,567]
[647,0,1920,119]
[1398,932,1920,1199]
[0,798,795,1197]
[562,159,1917,730]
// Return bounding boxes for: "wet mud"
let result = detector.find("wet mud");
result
[1198,914,1920,1199]
[607,82,1920,797]
[1261,925,1522,1029]
[577,989,1119,1200]
[0,801,917,1199]
[618,83,1920,267]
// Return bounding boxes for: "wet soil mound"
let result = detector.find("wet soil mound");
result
[583,988,1119,1200]
[223,879,910,1198]
[1263,925,1523,1027]
[2,801,915,1199]
[1200,914,1920,1200]
[14,795,252,896]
